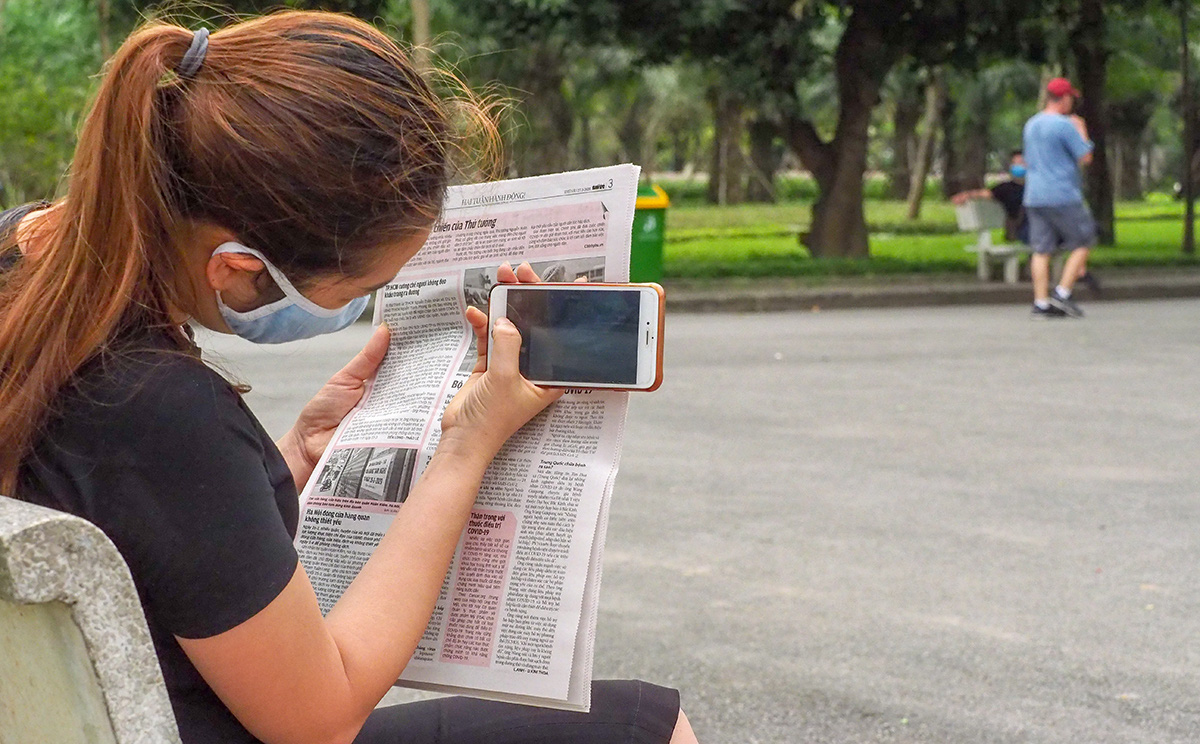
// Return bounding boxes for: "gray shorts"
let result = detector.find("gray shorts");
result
[1027,204,1096,254]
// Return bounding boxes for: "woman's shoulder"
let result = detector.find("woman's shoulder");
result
[0,201,50,271]
[61,329,241,430]
[0,202,48,236]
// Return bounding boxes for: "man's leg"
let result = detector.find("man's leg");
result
[1031,252,1052,303]
[1058,247,1090,292]
[1047,204,1096,317]
[1025,207,1063,317]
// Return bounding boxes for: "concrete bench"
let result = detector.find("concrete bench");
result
[0,494,181,743]
[955,199,1026,284]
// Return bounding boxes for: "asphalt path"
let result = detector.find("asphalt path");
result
[199,299,1200,743]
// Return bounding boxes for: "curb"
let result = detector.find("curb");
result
[663,269,1200,313]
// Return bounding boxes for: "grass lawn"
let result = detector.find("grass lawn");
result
[662,198,1200,279]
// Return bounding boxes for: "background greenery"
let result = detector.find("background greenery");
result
[2,0,1198,276]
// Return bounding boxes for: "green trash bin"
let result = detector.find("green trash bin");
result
[631,183,669,282]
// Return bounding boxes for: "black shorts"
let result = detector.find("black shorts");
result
[354,680,680,744]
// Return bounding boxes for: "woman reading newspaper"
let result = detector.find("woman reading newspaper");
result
[0,12,697,744]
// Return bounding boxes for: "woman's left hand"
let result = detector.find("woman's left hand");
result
[277,324,390,490]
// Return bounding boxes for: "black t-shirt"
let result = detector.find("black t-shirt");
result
[990,181,1024,219]
[6,207,299,744]
[989,181,1029,243]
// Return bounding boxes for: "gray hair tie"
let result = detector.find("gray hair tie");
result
[177,28,210,79]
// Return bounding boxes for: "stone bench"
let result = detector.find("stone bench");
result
[955,199,1027,284]
[0,494,180,743]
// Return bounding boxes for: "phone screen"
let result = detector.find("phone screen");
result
[504,287,641,385]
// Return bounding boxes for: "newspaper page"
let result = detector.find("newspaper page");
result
[295,165,641,711]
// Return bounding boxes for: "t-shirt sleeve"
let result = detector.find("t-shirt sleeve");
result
[1060,118,1094,162]
[59,357,299,639]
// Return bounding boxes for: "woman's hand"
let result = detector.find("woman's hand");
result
[439,263,563,463]
[277,324,390,490]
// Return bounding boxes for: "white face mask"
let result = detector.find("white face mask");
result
[212,242,369,344]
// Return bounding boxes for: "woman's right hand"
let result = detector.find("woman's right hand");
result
[439,262,562,462]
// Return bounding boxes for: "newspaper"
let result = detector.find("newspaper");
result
[295,165,641,712]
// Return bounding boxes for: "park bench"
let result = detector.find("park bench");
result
[955,199,1026,284]
[0,493,181,743]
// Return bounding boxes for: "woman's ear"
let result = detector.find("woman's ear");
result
[206,251,265,292]
[205,251,268,311]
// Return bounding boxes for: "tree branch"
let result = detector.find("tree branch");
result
[781,114,834,188]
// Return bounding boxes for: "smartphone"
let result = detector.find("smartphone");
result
[487,282,665,391]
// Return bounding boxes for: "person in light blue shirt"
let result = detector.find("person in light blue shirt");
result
[1022,77,1095,319]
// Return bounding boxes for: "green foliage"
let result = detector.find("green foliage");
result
[0,0,101,206]
[655,175,943,207]
[662,200,1200,279]
[139,0,392,20]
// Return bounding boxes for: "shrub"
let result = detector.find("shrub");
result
[0,1,100,206]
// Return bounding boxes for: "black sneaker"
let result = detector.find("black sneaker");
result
[1031,304,1067,319]
[1048,291,1084,318]
[1078,271,1102,296]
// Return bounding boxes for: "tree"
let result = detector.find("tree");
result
[884,64,924,199]
[936,61,1040,199]
[780,2,1043,257]
[1025,0,1169,245]
[1181,0,1196,255]
[448,0,621,176]
[620,0,1043,257]
[0,0,101,204]
[905,67,946,220]
[1070,0,1116,244]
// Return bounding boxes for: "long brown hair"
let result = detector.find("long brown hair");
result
[0,11,494,495]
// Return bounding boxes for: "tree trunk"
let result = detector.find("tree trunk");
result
[783,9,900,258]
[671,130,687,173]
[889,86,922,198]
[1108,98,1155,201]
[907,68,946,220]
[1113,135,1144,200]
[706,87,745,205]
[617,93,648,170]
[1072,0,1115,245]
[1183,0,1196,255]
[98,0,112,60]
[949,87,989,198]
[410,0,431,70]
[938,89,959,199]
[746,117,780,203]
[514,44,572,177]
[577,113,593,169]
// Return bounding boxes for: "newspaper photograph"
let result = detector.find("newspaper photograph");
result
[295,165,641,711]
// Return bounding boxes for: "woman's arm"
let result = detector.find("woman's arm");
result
[950,188,993,205]
[180,264,562,744]
[178,444,492,744]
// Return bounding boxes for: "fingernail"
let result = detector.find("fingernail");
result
[495,317,513,329]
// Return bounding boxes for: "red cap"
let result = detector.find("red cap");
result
[1046,77,1081,98]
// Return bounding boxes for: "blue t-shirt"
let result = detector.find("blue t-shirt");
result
[1022,112,1094,207]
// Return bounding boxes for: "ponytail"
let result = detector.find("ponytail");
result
[0,23,194,495]
[1,12,480,496]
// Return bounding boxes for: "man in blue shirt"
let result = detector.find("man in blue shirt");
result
[1023,77,1095,319]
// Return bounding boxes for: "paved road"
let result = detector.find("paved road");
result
[199,299,1200,743]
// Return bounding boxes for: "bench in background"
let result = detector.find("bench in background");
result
[955,199,1026,284]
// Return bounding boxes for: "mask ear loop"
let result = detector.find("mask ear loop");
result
[212,243,357,319]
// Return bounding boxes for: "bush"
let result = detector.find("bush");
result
[652,173,942,208]
[0,1,101,207]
